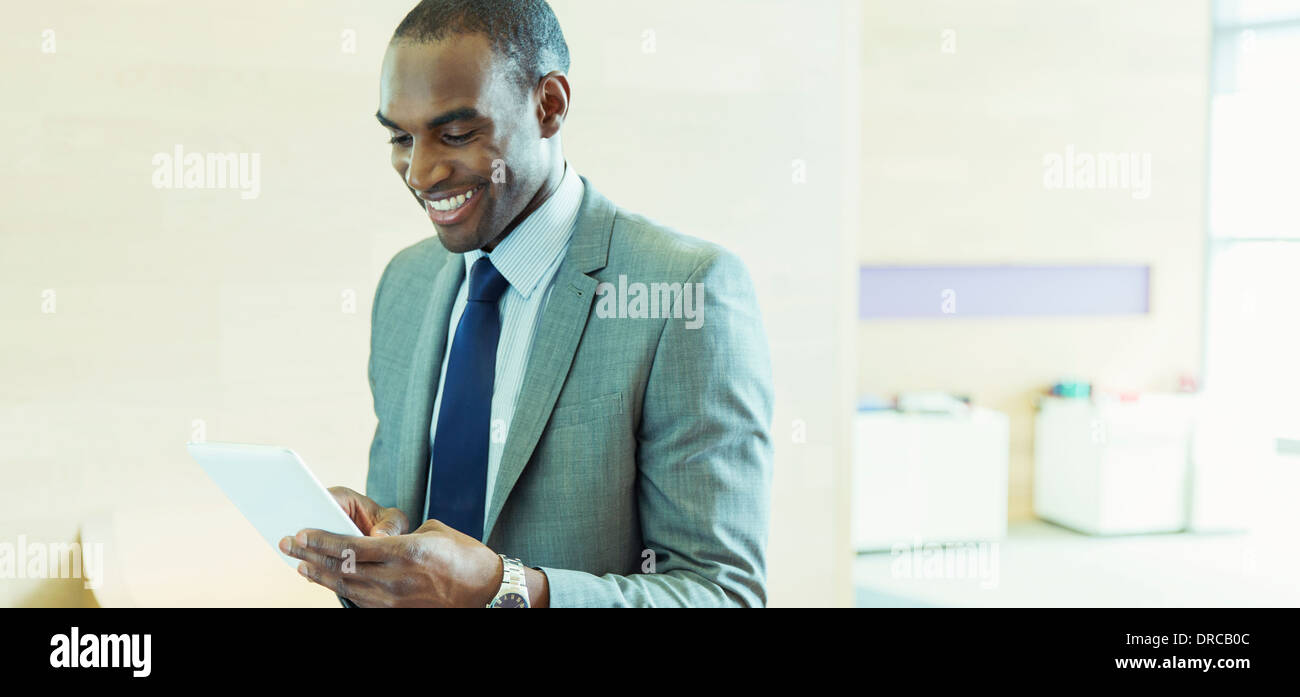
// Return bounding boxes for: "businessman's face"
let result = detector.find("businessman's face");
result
[378,34,549,253]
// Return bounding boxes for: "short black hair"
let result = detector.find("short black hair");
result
[391,0,571,91]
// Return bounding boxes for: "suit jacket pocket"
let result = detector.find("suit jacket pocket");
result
[547,391,624,430]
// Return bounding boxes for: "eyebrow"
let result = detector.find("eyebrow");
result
[375,107,482,132]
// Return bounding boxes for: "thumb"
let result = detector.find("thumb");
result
[413,518,449,535]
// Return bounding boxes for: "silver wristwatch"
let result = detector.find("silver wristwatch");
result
[487,555,530,608]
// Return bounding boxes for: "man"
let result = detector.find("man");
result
[280,0,773,607]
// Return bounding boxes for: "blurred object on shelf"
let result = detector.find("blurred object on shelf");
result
[895,390,971,415]
[856,393,896,412]
[1049,378,1091,399]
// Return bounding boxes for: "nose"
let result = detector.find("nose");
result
[404,139,453,195]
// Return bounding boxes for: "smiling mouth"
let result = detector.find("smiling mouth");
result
[427,183,484,211]
[424,183,486,225]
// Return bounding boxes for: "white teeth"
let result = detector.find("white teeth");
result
[430,188,477,212]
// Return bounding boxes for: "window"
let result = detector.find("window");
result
[1205,0,1300,444]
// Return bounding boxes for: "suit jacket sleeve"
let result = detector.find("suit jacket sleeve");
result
[338,256,401,609]
[538,250,775,607]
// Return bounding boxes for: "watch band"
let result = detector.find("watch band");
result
[502,556,527,587]
[487,555,530,608]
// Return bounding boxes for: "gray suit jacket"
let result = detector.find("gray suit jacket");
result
[358,176,773,607]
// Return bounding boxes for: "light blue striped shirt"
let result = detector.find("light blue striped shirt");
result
[424,163,585,525]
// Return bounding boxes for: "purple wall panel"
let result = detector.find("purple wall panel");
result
[859,264,1150,318]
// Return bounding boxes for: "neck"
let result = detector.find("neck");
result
[483,156,566,253]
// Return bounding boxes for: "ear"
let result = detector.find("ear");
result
[534,71,570,139]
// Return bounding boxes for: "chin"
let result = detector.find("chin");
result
[434,226,488,254]
[434,233,475,254]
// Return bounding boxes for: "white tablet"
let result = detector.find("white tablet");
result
[185,441,364,568]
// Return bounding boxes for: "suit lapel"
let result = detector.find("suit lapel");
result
[484,178,615,539]
[396,252,465,524]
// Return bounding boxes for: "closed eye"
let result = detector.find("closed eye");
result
[387,133,412,147]
[443,131,476,145]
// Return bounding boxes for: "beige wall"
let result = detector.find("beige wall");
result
[857,0,1210,519]
[1,1,858,606]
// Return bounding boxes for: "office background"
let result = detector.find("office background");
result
[2,0,1295,607]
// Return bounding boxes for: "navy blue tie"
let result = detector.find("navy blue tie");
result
[426,256,510,540]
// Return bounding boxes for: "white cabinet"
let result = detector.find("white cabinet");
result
[852,408,1009,551]
[1033,395,1195,535]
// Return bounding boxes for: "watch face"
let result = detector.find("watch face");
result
[492,592,528,608]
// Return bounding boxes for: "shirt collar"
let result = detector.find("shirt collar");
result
[464,162,584,300]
